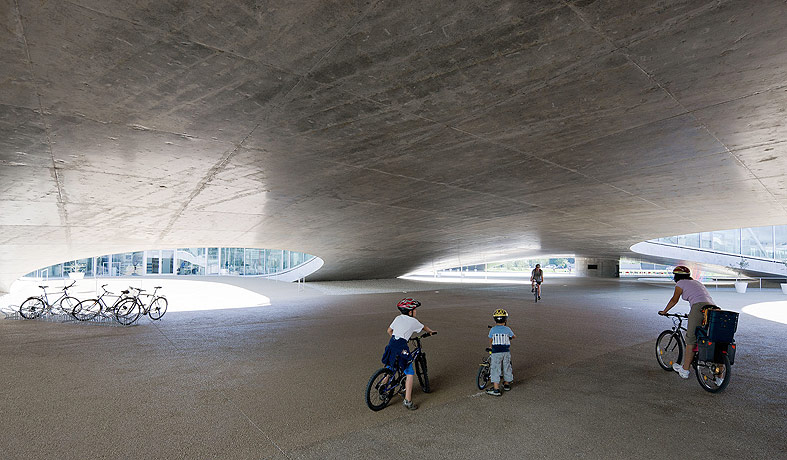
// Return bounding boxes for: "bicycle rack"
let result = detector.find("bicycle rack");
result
[1,306,137,327]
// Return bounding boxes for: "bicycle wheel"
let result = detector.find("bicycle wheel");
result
[73,299,101,321]
[695,355,731,393]
[476,364,490,390]
[415,354,430,393]
[365,367,396,411]
[59,296,79,317]
[115,298,140,325]
[19,297,45,319]
[655,330,683,371]
[148,297,168,320]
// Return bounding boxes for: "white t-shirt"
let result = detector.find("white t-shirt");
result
[389,315,424,340]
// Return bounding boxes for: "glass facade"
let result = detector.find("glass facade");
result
[654,224,787,261]
[24,248,315,280]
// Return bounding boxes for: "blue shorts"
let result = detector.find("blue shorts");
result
[387,362,414,375]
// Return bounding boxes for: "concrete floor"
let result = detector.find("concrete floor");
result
[1,278,785,459]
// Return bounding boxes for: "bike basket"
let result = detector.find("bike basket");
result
[707,310,739,342]
[725,341,736,365]
[697,337,716,362]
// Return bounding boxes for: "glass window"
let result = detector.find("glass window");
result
[207,248,219,275]
[266,249,283,273]
[220,248,244,275]
[700,232,712,249]
[95,255,110,276]
[712,229,740,254]
[176,248,206,275]
[676,233,700,248]
[741,226,774,259]
[114,252,138,276]
[245,249,264,275]
[161,250,174,274]
[50,263,63,278]
[775,225,787,261]
[146,250,160,274]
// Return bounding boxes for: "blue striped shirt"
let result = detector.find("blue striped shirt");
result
[488,325,514,353]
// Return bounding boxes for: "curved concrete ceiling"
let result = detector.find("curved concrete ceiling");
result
[1,0,787,290]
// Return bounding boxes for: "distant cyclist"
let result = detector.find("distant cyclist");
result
[658,266,717,379]
[381,298,437,410]
[531,264,544,300]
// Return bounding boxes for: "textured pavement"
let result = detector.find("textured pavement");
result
[1,277,785,459]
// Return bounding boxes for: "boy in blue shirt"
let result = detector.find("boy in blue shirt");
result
[487,308,515,396]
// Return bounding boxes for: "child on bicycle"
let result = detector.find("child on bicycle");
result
[487,308,515,396]
[381,298,437,410]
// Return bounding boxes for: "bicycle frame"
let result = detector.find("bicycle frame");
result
[38,281,75,311]
[379,337,425,393]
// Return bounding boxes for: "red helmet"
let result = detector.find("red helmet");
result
[672,265,691,275]
[397,298,421,314]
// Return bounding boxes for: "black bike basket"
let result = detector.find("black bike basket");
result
[697,337,736,364]
[707,310,739,342]
[697,337,716,362]
[725,341,736,365]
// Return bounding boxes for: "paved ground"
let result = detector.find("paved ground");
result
[1,277,785,459]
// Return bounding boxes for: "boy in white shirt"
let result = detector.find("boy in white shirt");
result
[381,298,437,410]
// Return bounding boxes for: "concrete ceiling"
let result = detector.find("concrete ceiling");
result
[1,0,787,290]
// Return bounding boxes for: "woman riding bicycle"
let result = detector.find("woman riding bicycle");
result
[531,264,543,300]
[381,298,437,410]
[658,266,717,379]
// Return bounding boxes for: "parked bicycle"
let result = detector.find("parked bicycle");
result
[365,332,434,411]
[71,284,134,322]
[476,346,493,390]
[655,312,734,393]
[119,286,167,325]
[19,281,79,319]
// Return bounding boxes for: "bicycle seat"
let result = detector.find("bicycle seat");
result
[121,290,129,294]
[154,286,162,289]
[485,347,492,353]
[38,285,48,289]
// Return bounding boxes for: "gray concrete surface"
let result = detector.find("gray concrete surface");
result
[2,1,787,289]
[1,278,784,459]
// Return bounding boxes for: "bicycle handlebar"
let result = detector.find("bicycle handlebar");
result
[64,280,76,289]
[659,312,687,318]
[410,332,436,341]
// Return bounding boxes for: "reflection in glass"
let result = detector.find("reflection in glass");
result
[24,247,315,279]
[161,250,174,274]
[776,225,787,261]
[146,250,160,274]
[177,248,206,275]
[742,227,774,259]
[207,248,219,275]
[712,229,740,254]
[700,232,712,249]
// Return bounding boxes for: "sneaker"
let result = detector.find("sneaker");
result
[486,388,502,396]
[403,399,418,410]
[502,383,511,391]
[531,288,534,292]
[538,296,541,300]
[672,363,690,379]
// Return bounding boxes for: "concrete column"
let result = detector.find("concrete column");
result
[575,257,619,278]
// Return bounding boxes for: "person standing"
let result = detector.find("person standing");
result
[486,309,516,396]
